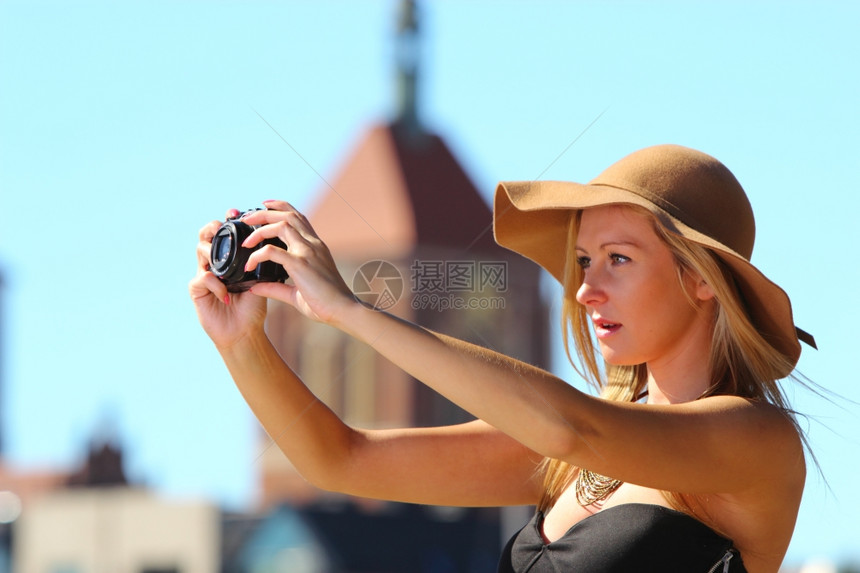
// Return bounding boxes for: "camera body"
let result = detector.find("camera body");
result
[209,208,288,292]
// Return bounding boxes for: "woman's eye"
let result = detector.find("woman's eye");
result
[576,256,591,269]
[610,253,630,264]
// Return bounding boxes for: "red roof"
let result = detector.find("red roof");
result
[308,123,502,259]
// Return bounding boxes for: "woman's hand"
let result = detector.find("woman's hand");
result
[189,209,268,350]
[238,200,359,326]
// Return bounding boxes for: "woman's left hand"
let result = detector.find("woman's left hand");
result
[239,200,359,325]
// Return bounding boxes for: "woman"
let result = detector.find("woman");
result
[190,144,815,572]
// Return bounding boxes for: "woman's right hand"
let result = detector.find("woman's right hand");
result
[189,210,268,350]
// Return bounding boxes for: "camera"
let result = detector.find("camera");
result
[209,208,288,292]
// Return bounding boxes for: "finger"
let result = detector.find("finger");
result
[242,217,309,251]
[243,241,293,274]
[198,219,230,270]
[189,270,230,305]
[225,208,240,220]
[196,240,213,270]
[276,211,315,241]
[284,208,318,237]
[240,207,289,227]
[248,280,297,307]
[261,199,298,212]
[198,220,222,242]
[242,203,312,232]
[243,216,317,252]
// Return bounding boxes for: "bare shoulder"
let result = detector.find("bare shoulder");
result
[696,394,806,481]
[691,397,806,571]
[694,395,805,451]
[696,394,807,491]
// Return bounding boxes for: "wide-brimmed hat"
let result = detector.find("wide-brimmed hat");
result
[493,144,815,373]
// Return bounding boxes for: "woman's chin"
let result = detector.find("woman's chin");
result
[598,348,642,367]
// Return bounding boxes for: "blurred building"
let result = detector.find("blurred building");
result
[10,439,220,573]
[778,560,860,573]
[254,0,550,570]
[222,502,502,573]
[0,461,68,573]
[15,488,219,573]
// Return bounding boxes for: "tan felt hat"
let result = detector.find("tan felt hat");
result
[493,144,815,373]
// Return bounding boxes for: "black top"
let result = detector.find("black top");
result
[497,504,747,573]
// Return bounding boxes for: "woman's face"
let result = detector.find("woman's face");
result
[574,205,714,368]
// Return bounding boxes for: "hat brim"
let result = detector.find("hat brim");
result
[493,180,812,374]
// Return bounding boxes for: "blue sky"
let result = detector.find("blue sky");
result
[1,0,858,566]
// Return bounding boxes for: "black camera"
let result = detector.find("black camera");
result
[209,208,288,292]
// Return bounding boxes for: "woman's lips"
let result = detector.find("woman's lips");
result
[593,318,622,338]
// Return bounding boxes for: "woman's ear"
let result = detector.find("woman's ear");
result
[695,277,715,302]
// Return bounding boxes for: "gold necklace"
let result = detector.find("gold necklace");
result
[574,468,623,506]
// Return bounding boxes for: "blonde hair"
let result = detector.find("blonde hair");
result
[539,205,803,525]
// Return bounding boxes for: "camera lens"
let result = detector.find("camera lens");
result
[211,227,235,273]
[210,220,254,283]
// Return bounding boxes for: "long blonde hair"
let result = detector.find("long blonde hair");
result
[539,206,803,522]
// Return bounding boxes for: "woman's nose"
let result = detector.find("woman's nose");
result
[576,272,607,307]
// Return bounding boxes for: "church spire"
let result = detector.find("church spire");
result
[394,0,423,139]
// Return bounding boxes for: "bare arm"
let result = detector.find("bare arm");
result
[190,214,542,508]
[332,303,805,496]
[241,202,805,499]
[217,329,543,505]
